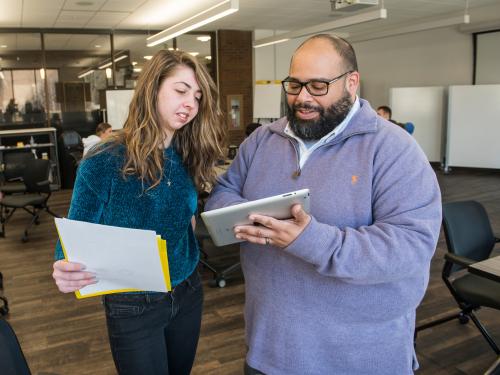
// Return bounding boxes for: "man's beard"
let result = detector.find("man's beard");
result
[286,91,353,141]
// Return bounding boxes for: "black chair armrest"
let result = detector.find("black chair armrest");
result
[36,180,50,187]
[444,253,475,267]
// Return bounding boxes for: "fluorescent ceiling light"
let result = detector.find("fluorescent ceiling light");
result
[147,0,239,47]
[105,68,112,79]
[197,35,211,42]
[0,71,4,80]
[39,68,45,80]
[253,8,386,48]
[188,52,199,56]
[350,13,470,42]
[144,55,153,60]
[132,61,138,66]
[205,56,212,60]
[253,38,291,48]
[98,54,128,69]
[133,68,142,72]
[0,45,7,48]
[77,69,94,79]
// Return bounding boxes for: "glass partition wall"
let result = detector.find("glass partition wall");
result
[0,33,47,128]
[0,29,216,135]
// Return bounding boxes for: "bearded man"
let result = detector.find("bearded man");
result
[205,34,442,375]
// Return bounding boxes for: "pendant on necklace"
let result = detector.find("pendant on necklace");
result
[167,180,172,187]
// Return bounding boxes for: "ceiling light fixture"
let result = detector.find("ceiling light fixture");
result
[147,0,239,47]
[253,8,386,48]
[39,68,45,80]
[77,69,94,79]
[188,52,199,56]
[197,36,211,42]
[105,68,112,79]
[350,10,470,42]
[98,54,128,69]
[144,55,153,60]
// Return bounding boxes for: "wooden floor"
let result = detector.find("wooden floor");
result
[1,167,499,374]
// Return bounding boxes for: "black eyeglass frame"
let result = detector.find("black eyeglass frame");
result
[281,70,354,96]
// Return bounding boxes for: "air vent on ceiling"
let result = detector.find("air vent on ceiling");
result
[331,0,379,12]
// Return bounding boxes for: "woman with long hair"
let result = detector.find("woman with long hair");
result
[52,49,226,375]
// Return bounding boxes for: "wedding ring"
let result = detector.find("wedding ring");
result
[265,237,270,245]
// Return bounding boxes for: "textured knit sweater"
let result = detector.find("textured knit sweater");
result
[205,99,442,375]
[55,144,199,287]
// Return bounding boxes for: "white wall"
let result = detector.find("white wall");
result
[354,27,473,108]
[254,26,474,110]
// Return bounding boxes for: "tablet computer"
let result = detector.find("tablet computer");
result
[200,189,310,247]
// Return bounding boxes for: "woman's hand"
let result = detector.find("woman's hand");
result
[52,260,97,293]
[234,204,311,248]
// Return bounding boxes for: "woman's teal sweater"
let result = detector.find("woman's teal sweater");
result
[55,144,199,287]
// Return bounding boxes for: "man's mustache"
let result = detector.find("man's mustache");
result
[292,103,322,113]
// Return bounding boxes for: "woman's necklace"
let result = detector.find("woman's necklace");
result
[166,147,174,187]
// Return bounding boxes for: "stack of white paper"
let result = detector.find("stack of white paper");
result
[55,218,171,298]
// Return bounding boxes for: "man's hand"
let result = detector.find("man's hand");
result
[234,204,311,248]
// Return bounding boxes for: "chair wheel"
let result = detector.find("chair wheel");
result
[216,277,226,288]
[459,314,469,324]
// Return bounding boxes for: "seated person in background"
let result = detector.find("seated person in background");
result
[245,122,262,137]
[82,122,112,156]
[377,105,414,134]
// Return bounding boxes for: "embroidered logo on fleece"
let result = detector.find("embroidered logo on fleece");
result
[351,175,359,185]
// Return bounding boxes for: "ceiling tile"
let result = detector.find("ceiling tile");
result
[86,11,130,28]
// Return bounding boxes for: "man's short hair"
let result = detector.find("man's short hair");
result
[377,106,392,118]
[297,34,358,72]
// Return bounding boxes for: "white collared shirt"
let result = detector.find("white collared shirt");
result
[284,96,360,168]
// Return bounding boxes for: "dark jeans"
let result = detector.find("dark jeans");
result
[103,271,203,375]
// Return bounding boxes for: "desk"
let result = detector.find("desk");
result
[468,256,500,283]
[214,161,231,177]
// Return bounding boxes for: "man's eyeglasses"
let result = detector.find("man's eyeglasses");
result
[281,71,353,96]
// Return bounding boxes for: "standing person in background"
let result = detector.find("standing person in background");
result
[206,34,441,375]
[82,122,113,156]
[52,50,226,375]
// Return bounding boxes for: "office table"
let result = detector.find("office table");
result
[468,255,500,283]
[468,256,500,375]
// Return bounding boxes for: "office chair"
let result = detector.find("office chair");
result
[0,318,31,375]
[0,151,35,195]
[0,271,9,317]
[195,191,241,288]
[415,200,500,355]
[0,159,60,242]
[60,130,83,166]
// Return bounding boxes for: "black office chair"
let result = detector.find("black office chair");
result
[0,159,60,242]
[415,200,500,355]
[0,151,35,195]
[0,318,31,375]
[195,191,241,288]
[0,271,9,317]
[60,130,83,166]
